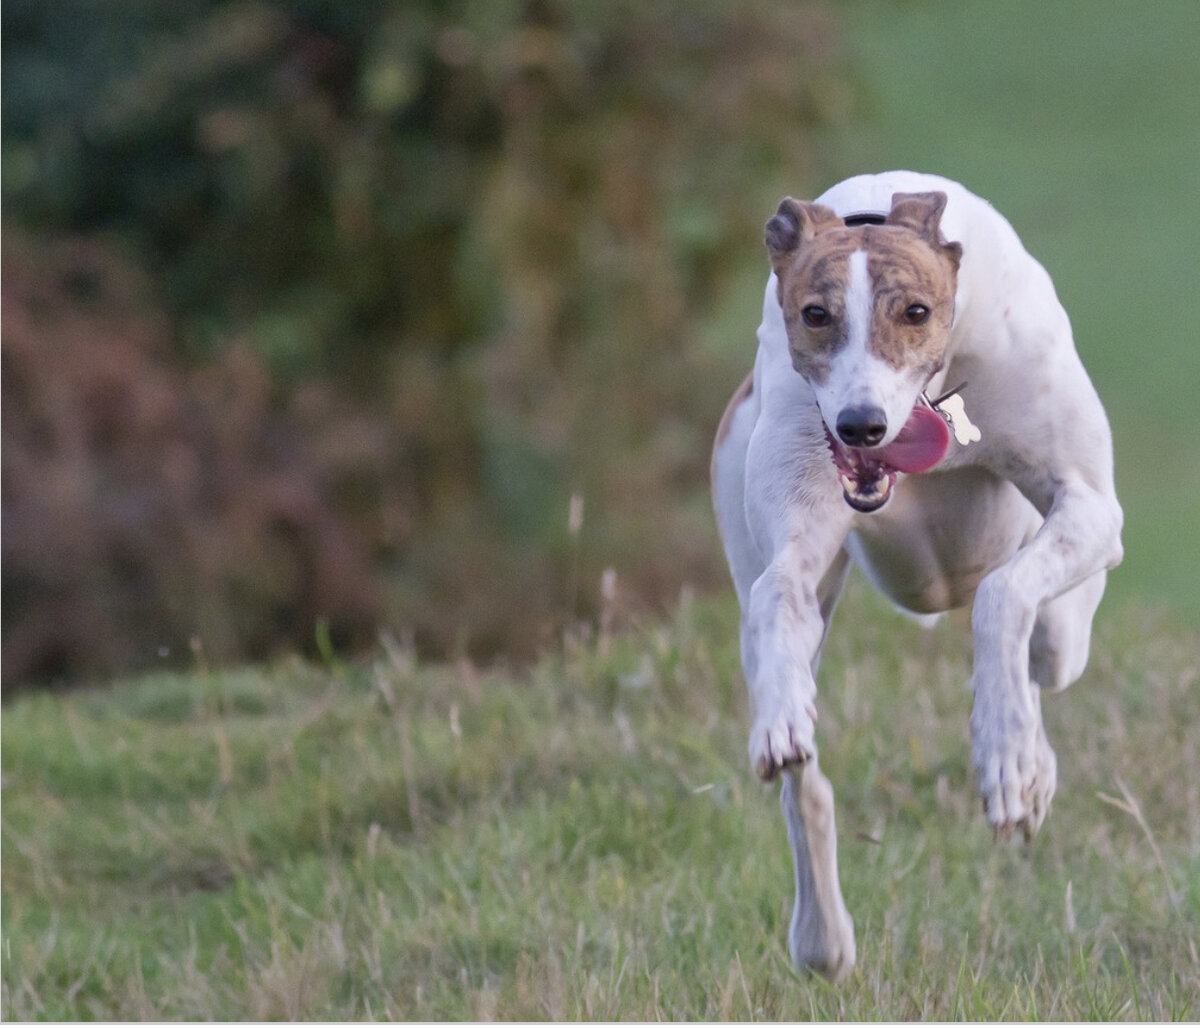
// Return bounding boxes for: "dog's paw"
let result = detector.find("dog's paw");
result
[749,697,816,781]
[971,701,1057,841]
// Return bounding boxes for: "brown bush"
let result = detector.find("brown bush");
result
[1,235,379,686]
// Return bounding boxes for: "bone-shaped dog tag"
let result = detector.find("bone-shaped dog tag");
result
[939,393,981,445]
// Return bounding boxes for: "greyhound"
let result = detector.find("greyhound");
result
[710,171,1123,979]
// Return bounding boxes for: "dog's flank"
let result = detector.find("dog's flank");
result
[711,171,1122,980]
[712,372,753,455]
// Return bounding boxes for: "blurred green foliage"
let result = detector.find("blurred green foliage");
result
[2,0,853,684]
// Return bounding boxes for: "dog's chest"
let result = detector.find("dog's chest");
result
[848,465,1038,613]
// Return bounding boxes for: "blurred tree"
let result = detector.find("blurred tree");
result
[2,0,854,685]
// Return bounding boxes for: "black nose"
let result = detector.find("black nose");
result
[836,405,887,447]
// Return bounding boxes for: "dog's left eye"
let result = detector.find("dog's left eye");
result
[801,305,831,327]
[904,304,930,325]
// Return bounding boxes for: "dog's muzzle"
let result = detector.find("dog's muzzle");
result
[825,404,950,512]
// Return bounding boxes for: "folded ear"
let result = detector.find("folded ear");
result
[764,198,842,276]
[887,191,962,268]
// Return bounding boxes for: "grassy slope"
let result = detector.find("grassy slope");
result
[822,0,1200,624]
[3,587,1198,1019]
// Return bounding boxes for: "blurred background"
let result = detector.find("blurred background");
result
[3,0,1197,689]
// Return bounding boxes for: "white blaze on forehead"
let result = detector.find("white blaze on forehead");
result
[843,249,872,355]
[815,248,873,421]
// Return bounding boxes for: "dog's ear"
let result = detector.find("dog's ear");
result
[887,191,963,268]
[765,198,841,276]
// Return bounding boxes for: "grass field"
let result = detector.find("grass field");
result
[3,586,1198,1019]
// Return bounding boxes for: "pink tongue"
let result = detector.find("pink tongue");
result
[874,405,950,473]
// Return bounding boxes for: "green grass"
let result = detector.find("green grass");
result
[4,584,1198,1019]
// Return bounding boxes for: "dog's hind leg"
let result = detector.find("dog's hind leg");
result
[1029,570,1107,694]
[781,760,856,980]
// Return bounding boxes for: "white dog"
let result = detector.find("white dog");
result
[711,171,1123,980]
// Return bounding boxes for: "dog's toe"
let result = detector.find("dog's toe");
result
[972,681,1060,840]
[978,727,1057,841]
[749,700,816,780]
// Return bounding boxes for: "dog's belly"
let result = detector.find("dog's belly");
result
[846,466,1040,614]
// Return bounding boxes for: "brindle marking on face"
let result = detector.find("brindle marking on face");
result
[765,192,961,386]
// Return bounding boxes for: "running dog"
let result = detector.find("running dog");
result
[711,171,1123,980]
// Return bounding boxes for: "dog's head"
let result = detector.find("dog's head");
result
[765,191,962,510]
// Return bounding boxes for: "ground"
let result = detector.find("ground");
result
[3,583,1197,1019]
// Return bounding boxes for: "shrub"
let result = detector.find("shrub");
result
[1,234,379,685]
[2,0,853,685]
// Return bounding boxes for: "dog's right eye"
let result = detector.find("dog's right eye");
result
[801,305,831,327]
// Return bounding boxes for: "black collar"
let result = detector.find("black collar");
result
[842,212,887,227]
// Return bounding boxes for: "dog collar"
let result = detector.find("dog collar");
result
[842,211,887,227]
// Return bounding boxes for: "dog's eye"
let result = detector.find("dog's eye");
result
[801,305,831,327]
[904,304,930,325]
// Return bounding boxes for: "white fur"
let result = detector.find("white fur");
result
[712,171,1123,981]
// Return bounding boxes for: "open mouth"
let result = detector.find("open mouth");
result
[825,405,950,512]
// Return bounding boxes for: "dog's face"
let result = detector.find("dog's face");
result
[766,191,962,449]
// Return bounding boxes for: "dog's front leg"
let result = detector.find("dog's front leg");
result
[970,476,1123,838]
[744,531,856,978]
[781,760,856,980]
[745,539,840,781]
